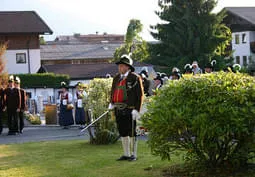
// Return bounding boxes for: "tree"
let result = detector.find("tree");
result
[150,0,231,69]
[39,36,46,45]
[114,19,149,62]
[0,43,8,86]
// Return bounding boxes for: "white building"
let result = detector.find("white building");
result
[0,11,52,74]
[232,31,255,66]
[224,7,255,66]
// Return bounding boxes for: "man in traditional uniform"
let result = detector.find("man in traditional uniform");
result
[109,54,144,161]
[74,82,87,129]
[14,76,26,134]
[58,82,74,129]
[4,75,21,135]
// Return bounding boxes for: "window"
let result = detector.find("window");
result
[236,56,240,64]
[235,34,240,44]
[242,33,247,43]
[16,53,26,64]
[249,56,252,63]
[243,56,247,66]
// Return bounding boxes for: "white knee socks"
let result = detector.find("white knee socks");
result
[121,136,130,157]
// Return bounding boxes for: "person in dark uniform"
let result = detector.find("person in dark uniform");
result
[109,54,144,161]
[14,76,26,134]
[74,82,87,129]
[139,68,151,96]
[0,83,4,134]
[184,64,193,74]
[153,75,163,91]
[204,60,216,73]
[4,75,21,135]
[58,82,74,129]
[170,71,181,80]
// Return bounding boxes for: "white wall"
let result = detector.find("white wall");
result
[4,49,41,74]
[25,88,55,101]
[232,31,251,66]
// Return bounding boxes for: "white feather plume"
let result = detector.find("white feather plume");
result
[233,64,241,71]
[184,64,191,69]
[211,60,216,66]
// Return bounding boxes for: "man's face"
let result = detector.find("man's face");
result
[8,82,13,88]
[154,79,161,87]
[14,82,19,88]
[205,67,212,73]
[61,88,67,93]
[172,75,179,80]
[118,64,130,74]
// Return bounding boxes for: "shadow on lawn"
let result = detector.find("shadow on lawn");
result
[161,163,255,177]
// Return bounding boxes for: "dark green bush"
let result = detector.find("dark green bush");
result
[16,73,70,88]
[143,72,255,168]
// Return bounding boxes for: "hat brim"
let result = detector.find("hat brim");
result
[115,61,135,72]
[60,85,68,89]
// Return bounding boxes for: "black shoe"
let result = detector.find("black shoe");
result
[8,132,18,135]
[19,130,23,134]
[116,155,130,161]
[128,155,137,161]
[79,125,85,129]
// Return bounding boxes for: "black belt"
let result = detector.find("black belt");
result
[114,103,135,110]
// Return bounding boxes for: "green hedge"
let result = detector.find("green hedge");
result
[15,73,70,88]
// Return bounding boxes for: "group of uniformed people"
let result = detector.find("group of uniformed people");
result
[0,75,26,135]
[58,81,88,129]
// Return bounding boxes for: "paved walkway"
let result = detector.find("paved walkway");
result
[0,126,147,145]
[0,126,89,144]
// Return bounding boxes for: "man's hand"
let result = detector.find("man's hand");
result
[17,108,20,112]
[132,109,140,120]
[108,103,115,110]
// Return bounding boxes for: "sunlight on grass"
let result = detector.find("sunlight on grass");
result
[0,140,183,177]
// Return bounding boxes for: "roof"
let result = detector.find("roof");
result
[225,7,255,25]
[40,43,122,60]
[41,63,118,79]
[0,11,53,34]
[224,7,255,31]
[40,63,154,79]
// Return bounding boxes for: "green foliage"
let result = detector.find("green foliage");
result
[39,36,46,45]
[150,0,232,69]
[15,73,70,88]
[87,78,119,144]
[24,113,41,125]
[114,19,149,62]
[143,72,255,168]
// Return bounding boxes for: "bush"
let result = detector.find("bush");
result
[143,72,255,169]
[87,78,119,144]
[24,113,41,125]
[16,73,70,88]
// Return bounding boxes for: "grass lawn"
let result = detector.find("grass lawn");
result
[0,140,182,177]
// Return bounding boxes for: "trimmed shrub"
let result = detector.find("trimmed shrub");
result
[143,72,255,168]
[87,78,118,144]
[15,73,70,88]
